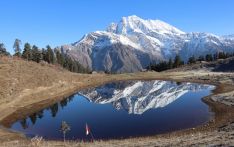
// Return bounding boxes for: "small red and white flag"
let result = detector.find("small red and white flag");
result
[86,123,90,136]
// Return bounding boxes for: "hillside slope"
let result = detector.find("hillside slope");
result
[0,57,78,102]
[166,57,234,72]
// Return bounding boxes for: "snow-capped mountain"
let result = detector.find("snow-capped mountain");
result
[60,15,234,73]
[79,80,214,114]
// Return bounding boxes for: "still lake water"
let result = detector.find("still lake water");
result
[10,80,215,140]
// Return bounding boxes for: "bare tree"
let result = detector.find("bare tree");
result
[60,121,71,142]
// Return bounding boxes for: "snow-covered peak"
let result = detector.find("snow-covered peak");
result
[107,15,185,35]
[74,30,141,50]
[62,15,234,73]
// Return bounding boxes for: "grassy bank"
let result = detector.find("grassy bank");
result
[0,56,234,146]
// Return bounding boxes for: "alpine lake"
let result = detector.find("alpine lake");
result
[4,80,215,141]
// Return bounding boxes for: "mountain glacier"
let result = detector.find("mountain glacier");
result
[59,15,234,73]
[79,80,214,114]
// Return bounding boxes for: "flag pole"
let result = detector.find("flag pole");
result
[86,123,95,142]
[90,131,95,142]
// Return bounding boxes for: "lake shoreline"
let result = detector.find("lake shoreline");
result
[0,71,234,145]
[0,57,233,145]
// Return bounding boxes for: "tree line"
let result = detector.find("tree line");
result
[2,39,234,73]
[0,39,90,73]
[147,52,234,72]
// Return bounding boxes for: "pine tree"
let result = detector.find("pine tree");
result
[205,54,213,62]
[148,62,152,71]
[63,55,69,69]
[0,43,10,56]
[41,48,47,62]
[173,55,182,68]
[188,55,196,64]
[45,45,55,64]
[197,55,205,62]
[225,52,229,58]
[32,45,42,63]
[218,52,225,59]
[13,39,22,57]
[213,52,218,61]
[61,55,89,73]
[55,50,64,66]
[22,43,32,60]
[168,58,173,69]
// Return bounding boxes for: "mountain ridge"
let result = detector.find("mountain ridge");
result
[59,15,234,73]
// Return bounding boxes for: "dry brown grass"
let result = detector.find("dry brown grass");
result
[0,56,234,146]
[1,123,234,147]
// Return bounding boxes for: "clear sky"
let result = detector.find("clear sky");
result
[0,0,234,54]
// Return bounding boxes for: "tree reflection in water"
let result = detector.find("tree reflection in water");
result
[50,103,59,117]
[29,113,37,125]
[20,118,29,129]
[19,95,75,129]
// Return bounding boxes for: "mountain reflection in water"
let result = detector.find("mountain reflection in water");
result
[80,80,214,114]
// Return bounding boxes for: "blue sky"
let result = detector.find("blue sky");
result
[0,0,234,54]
